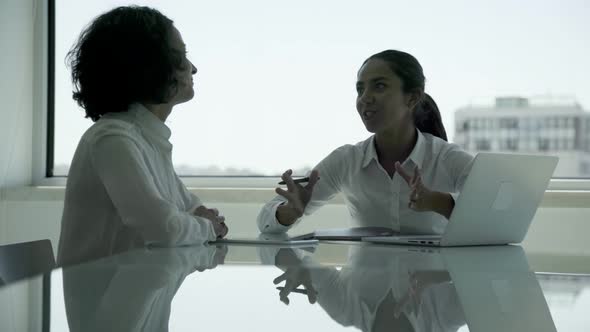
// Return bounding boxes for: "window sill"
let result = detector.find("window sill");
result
[3,185,590,208]
[35,176,590,190]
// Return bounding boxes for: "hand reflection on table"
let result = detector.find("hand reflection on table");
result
[268,245,465,332]
[62,244,227,332]
[273,248,318,305]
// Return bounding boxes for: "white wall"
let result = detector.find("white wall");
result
[0,280,31,332]
[0,0,35,190]
[0,2,41,331]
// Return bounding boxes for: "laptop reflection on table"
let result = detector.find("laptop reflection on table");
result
[436,245,556,332]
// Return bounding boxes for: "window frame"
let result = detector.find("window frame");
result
[35,0,590,192]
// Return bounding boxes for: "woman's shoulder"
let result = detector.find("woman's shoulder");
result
[319,136,372,166]
[81,115,143,147]
[420,132,474,167]
[421,132,465,153]
[330,140,366,158]
[334,136,373,154]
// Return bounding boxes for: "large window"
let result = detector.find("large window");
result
[52,0,590,178]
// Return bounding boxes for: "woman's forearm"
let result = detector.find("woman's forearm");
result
[429,191,455,220]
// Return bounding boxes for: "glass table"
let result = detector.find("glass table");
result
[2,241,589,331]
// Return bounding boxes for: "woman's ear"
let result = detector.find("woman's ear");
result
[405,90,423,112]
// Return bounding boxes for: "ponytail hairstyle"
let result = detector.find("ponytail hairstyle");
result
[413,93,447,141]
[363,50,447,141]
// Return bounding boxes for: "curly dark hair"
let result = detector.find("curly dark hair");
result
[67,6,184,121]
[363,50,447,141]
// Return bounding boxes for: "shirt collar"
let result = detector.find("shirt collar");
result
[361,135,379,169]
[361,129,426,169]
[408,129,426,169]
[129,102,172,141]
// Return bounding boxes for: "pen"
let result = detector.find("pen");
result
[276,286,309,295]
[278,177,310,185]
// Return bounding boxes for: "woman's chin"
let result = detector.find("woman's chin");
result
[186,89,195,101]
[174,89,195,105]
[362,122,378,133]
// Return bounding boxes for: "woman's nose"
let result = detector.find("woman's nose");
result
[359,90,374,104]
[190,61,197,75]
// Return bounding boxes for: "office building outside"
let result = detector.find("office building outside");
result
[454,97,590,178]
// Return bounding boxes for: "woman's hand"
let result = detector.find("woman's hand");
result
[393,270,428,318]
[393,270,453,317]
[273,249,317,305]
[395,162,455,219]
[275,169,320,225]
[193,205,228,238]
[395,162,434,211]
[192,244,228,272]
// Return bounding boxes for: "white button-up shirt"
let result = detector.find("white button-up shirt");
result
[58,103,216,266]
[257,131,474,235]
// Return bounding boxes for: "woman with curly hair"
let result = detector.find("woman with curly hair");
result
[57,6,227,266]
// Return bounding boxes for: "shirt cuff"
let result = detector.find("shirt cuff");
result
[197,216,218,242]
[450,192,459,205]
[262,201,297,233]
[189,193,204,213]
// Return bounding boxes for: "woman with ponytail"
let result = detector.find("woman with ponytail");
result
[257,50,474,236]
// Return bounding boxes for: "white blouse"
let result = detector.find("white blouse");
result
[257,130,474,235]
[57,103,216,266]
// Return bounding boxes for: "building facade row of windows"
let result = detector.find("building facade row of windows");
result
[456,116,589,132]
[461,138,583,152]
[462,130,576,139]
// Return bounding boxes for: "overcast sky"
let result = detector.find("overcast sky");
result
[54,0,590,175]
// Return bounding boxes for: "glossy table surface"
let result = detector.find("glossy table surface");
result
[2,240,590,332]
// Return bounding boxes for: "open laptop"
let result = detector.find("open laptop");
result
[363,152,558,246]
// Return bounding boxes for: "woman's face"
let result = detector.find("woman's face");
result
[356,59,416,135]
[168,27,197,105]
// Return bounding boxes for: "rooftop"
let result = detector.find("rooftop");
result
[456,95,587,115]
